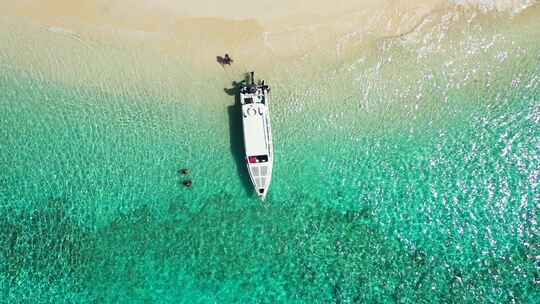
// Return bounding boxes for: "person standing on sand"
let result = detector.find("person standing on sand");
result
[217,53,233,66]
[224,54,233,65]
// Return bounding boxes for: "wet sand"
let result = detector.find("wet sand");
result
[0,1,537,94]
[2,1,534,69]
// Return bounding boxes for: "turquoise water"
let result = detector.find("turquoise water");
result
[1,9,539,303]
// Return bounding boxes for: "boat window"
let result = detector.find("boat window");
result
[244,97,253,104]
[255,155,268,163]
[247,155,269,163]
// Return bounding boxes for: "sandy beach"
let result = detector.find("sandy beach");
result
[2,1,536,66]
[0,0,536,97]
[0,0,537,100]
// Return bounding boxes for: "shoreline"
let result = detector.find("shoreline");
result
[0,2,537,96]
[2,1,536,60]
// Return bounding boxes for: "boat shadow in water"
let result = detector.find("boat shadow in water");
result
[224,78,253,196]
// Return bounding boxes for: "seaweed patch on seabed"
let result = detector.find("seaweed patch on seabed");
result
[0,198,96,292]
[80,194,421,302]
[0,192,536,302]
[88,192,538,302]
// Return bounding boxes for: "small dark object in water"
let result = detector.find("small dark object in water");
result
[217,53,233,66]
[179,168,190,175]
[182,180,192,188]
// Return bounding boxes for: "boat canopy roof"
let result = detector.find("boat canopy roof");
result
[242,103,269,156]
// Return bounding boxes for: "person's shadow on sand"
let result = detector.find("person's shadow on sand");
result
[224,76,254,195]
[217,54,233,67]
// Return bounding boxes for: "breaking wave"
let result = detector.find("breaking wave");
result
[450,0,537,14]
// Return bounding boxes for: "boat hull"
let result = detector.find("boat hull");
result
[239,73,273,199]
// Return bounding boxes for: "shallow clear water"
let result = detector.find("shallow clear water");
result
[1,8,539,303]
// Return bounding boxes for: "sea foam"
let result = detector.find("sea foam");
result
[450,0,536,14]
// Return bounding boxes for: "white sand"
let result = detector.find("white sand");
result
[0,0,536,92]
[1,1,535,64]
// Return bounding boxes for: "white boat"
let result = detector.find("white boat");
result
[240,72,273,199]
